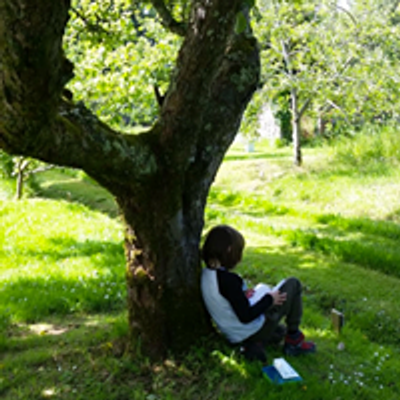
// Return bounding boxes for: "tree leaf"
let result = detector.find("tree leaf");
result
[235,11,247,34]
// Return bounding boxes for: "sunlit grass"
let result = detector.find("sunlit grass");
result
[0,199,125,328]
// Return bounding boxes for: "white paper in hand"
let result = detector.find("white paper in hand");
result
[248,280,286,306]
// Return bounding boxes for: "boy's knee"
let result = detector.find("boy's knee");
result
[285,277,302,293]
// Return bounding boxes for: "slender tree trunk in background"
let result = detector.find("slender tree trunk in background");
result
[316,115,323,137]
[15,159,24,200]
[0,0,260,357]
[291,88,302,166]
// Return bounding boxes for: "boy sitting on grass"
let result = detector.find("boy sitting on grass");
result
[201,224,316,362]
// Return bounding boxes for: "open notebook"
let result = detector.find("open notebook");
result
[248,279,286,305]
[262,358,302,384]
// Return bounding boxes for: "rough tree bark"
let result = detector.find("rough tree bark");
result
[0,0,260,357]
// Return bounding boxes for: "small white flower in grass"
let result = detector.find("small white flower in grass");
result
[42,388,56,397]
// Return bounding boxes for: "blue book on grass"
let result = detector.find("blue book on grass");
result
[262,358,303,384]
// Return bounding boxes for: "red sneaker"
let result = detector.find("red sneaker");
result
[283,331,316,356]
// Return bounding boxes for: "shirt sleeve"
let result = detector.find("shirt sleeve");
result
[217,269,273,323]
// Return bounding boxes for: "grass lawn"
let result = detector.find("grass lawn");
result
[1,139,400,399]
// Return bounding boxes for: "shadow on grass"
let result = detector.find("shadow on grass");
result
[0,236,126,324]
[207,188,292,217]
[243,244,400,348]
[0,273,127,324]
[224,152,288,162]
[14,236,125,264]
[0,312,131,399]
[35,172,119,218]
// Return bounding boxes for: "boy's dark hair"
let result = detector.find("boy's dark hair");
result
[201,225,245,269]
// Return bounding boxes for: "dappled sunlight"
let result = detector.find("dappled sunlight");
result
[28,323,70,336]
[82,316,108,327]
[42,388,57,398]
[304,327,336,341]
[211,350,249,378]
[6,313,126,353]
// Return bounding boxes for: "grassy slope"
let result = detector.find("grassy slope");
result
[1,141,400,399]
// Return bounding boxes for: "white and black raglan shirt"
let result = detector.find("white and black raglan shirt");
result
[201,267,273,344]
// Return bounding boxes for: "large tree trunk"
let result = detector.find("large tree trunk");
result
[0,0,260,357]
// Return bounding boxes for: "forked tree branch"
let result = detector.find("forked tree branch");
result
[150,0,187,36]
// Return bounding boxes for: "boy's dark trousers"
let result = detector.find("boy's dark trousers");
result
[245,277,303,345]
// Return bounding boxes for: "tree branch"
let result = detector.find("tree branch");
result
[333,3,358,26]
[159,0,256,148]
[326,99,351,124]
[71,6,111,36]
[46,100,159,193]
[298,98,311,119]
[157,0,259,198]
[150,0,187,36]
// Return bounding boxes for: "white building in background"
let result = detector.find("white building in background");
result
[258,104,281,141]
[236,103,282,152]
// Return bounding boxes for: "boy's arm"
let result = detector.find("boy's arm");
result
[217,270,273,323]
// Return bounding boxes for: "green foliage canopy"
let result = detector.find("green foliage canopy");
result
[64,0,182,130]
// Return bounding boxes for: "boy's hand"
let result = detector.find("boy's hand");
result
[245,288,255,298]
[270,290,287,306]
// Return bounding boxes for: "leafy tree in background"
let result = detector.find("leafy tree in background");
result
[0,0,260,357]
[250,0,400,165]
